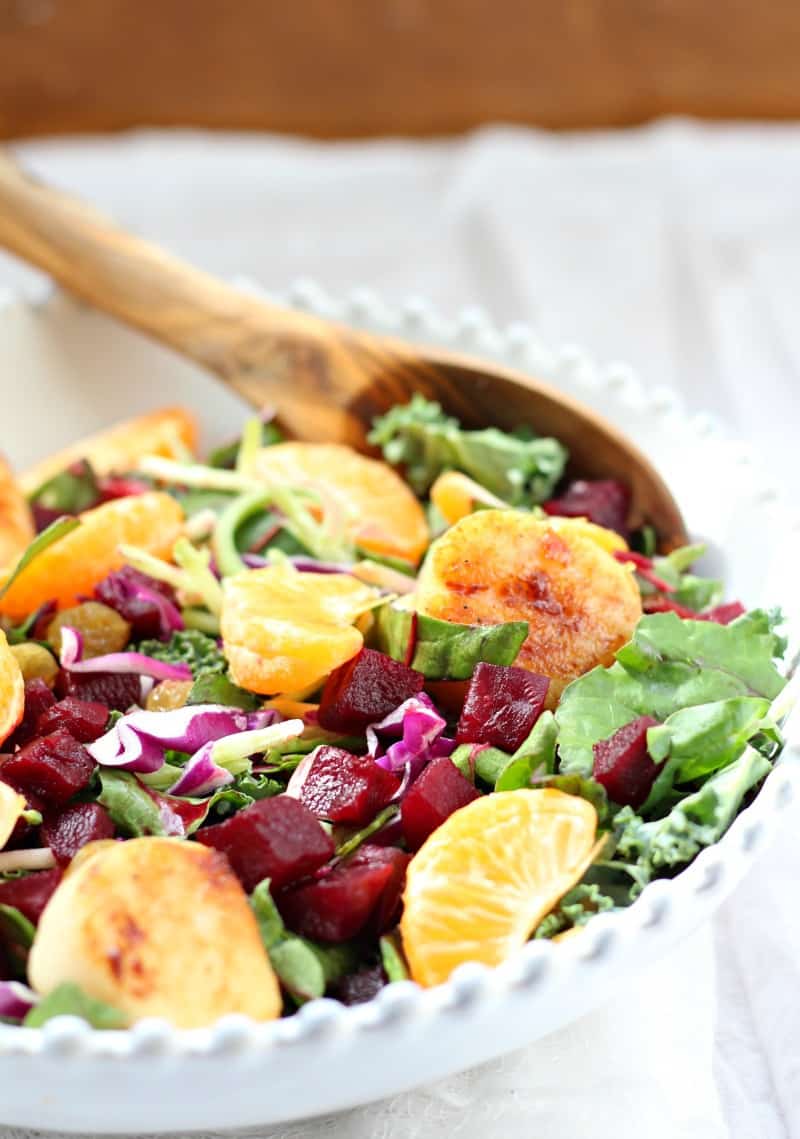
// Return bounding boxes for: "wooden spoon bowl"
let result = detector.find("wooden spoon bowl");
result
[0,152,686,548]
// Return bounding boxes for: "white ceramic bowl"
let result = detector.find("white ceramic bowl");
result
[0,283,798,1134]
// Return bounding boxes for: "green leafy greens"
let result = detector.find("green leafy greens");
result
[369,395,567,506]
[555,610,786,777]
[24,983,128,1029]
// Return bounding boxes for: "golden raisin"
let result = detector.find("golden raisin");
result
[145,679,193,712]
[47,602,132,659]
[10,642,59,686]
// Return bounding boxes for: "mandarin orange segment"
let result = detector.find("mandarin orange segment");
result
[0,629,25,748]
[400,788,598,987]
[415,510,641,704]
[253,442,429,565]
[0,457,35,570]
[221,563,379,695]
[429,470,509,527]
[20,407,198,496]
[0,492,184,621]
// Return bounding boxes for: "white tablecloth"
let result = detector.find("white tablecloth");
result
[1,121,798,1139]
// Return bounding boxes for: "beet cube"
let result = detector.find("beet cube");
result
[318,648,425,734]
[699,601,746,625]
[0,729,96,808]
[41,802,115,866]
[278,844,410,943]
[6,679,56,750]
[592,715,660,807]
[195,795,334,892]
[332,964,387,1005]
[401,756,480,851]
[56,670,140,713]
[36,697,109,744]
[298,747,400,826]
[543,479,631,537]
[0,867,63,924]
[455,662,549,753]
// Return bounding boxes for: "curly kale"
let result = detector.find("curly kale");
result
[368,394,567,505]
[138,629,226,676]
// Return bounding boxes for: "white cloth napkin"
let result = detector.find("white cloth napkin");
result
[2,122,799,1137]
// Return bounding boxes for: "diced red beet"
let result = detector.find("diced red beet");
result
[297,747,400,826]
[332,964,387,1005]
[543,479,631,537]
[0,729,96,808]
[41,802,115,866]
[400,756,480,851]
[278,844,410,943]
[317,648,425,734]
[455,662,550,753]
[196,795,334,892]
[36,697,109,743]
[5,679,56,749]
[699,601,746,625]
[0,867,63,924]
[56,670,141,712]
[94,566,180,641]
[592,715,660,807]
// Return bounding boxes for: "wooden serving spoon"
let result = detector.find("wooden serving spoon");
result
[0,152,686,547]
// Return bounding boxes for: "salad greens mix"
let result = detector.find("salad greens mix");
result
[0,397,790,1028]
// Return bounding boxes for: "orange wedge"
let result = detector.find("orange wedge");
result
[0,457,35,570]
[430,470,509,527]
[222,562,379,695]
[20,407,197,496]
[0,492,184,621]
[253,442,429,565]
[0,629,25,748]
[401,788,598,987]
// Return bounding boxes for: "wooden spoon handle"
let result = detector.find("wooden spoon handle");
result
[0,149,325,371]
[0,150,427,443]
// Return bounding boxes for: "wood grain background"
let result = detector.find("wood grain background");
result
[0,0,799,138]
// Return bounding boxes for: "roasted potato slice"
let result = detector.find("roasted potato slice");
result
[21,407,197,496]
[415,510,641,703]
[0,781,26,851]
[0,456,34,569]
[28,837,281,1027]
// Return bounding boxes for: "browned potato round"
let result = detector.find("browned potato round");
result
[28,838,281,1027]
[415,510,641,703]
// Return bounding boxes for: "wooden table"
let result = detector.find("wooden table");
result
[0,0,799,139]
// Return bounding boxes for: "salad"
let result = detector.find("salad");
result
[0,398,788,1029]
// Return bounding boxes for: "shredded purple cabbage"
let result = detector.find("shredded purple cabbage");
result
[367,693,453,780]
[95,566,184,641]
[59,626,192,683]
[87,705,279,774]
[167,742,234,797]
[0,981,37,1021]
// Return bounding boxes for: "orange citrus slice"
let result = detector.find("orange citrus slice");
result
[0,457,35,570]
[401,788,599,987]
[222,562,379,695]
[0,492,184,621]
[430,470,509,527]
[253,442,429,565]
[0,629,25,749]
[21,407,197,495]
